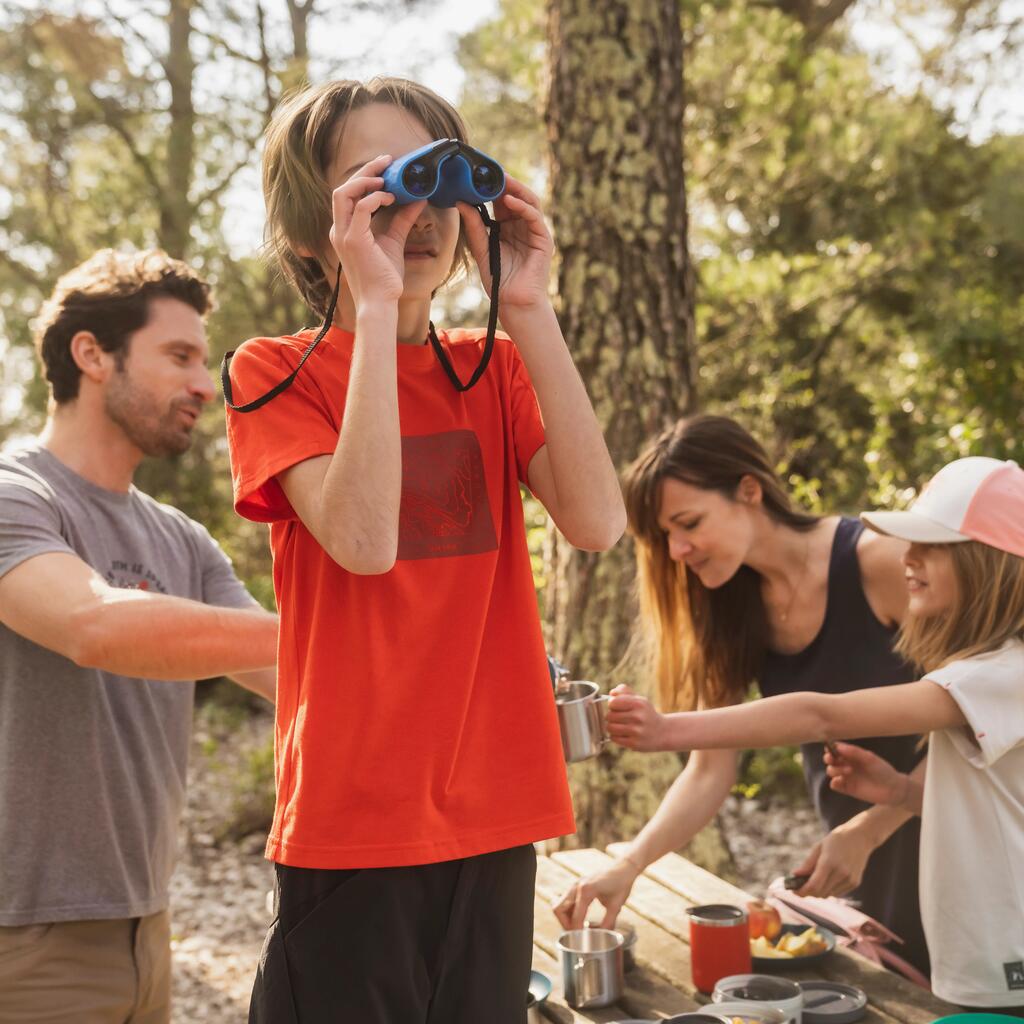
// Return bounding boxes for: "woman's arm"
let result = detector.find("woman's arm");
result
[553,747,737,928]
[608,680,965,753]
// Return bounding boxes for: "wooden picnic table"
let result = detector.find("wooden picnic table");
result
[532,848,957,1024]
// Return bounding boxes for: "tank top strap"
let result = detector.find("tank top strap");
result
[823,516,871,625]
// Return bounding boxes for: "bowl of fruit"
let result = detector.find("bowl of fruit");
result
[746,900,836,969]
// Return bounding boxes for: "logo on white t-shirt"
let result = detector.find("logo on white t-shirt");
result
[1005,961,1024,990]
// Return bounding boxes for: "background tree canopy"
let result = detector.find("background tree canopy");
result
[1,0,1021,844]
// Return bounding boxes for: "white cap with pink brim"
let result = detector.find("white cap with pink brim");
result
[860,457,1024,559]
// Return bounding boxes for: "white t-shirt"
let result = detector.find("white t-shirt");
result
[920,638,1024,1007]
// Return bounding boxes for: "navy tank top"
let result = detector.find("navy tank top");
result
[760,517,929,975]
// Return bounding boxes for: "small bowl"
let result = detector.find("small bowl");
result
[710,1001,790,1024]
[751,923,837,970]
[526,970,552,1024]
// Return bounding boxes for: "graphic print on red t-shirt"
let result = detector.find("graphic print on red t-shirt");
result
[398,429,498,560]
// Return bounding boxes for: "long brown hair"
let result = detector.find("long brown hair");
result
[623,415,818,712]
[262,77,472,317]
[897,541,1024,672]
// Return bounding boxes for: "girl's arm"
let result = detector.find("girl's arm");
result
[827,741,928,816]
[607,680,966,753]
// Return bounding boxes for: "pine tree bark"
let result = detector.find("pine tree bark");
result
[544,0,701,851]
[161,0,196,259]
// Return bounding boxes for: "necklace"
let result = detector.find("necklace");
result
[777,532,812,624]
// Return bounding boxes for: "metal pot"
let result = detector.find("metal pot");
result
[588,919,638,972]
[558,927,624,1009]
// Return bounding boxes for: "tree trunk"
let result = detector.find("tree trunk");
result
[543,0,700,850]
[162,0,196,258]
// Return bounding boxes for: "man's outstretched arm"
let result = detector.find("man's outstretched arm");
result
[0,552,278,681]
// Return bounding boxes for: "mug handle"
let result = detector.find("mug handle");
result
[595,694,610,744]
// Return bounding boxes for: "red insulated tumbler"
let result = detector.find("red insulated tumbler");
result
[687,904,752,995]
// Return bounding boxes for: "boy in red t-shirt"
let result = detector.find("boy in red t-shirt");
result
[224,77,625,1023]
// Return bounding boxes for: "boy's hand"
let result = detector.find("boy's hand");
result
[330,155,426,308]
[457,177,553,312]
[825,741,907,807]
[606,685,669,751]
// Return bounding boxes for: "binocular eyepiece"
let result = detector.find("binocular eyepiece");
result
[382,139,506,208]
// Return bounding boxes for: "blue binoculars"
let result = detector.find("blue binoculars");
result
[382,139,506,207]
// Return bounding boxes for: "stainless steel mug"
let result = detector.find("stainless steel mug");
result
[555,681,610,763]
[557,928,624,1009]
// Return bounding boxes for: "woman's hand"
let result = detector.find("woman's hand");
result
[825,741,908,807]
[606,685,670,752]
[789,821,874,898]
[329,155,427,308]
[457,176,553,311]
[552,855,641,930]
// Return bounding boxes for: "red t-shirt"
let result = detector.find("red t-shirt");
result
[225,325,574,868]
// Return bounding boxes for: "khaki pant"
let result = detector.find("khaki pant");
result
[0,910,171,1024]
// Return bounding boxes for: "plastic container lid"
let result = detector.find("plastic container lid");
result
[797,981,868,1024]
[714,974,803,1003]
[664,1014,735,1024]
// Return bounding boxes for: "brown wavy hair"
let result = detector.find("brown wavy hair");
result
[262,77,472,317]
[897,541,1024,672]
[34,249,211,404]
[623,415,819,712]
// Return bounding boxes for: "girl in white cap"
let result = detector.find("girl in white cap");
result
[608,456,1024,1013]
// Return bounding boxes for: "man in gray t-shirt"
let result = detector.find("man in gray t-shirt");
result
[0,249,279,1024]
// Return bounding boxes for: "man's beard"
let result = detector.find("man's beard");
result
[104,368,199,458]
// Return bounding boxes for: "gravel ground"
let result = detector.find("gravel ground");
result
[170,703,275,1024]
[169,705,824,1023]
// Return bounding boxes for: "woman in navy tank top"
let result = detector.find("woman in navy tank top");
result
[554,414,930,976]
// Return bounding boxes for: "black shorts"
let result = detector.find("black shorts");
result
[249,844,537,1024]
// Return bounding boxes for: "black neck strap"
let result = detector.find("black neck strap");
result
[221,205,501,412]
[428,204,501,392]
[221,265,343,413]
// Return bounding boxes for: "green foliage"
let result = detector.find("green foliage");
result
[685,1,1024,509]
[458,0,1023,517]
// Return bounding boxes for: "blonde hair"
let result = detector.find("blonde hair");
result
[262,77,472,317]
[623,415,818,712]
[897,541,1024,672]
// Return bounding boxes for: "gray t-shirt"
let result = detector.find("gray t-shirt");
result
[0,444,256,926]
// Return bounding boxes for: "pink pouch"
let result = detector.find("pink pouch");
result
[766,878,930,990]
